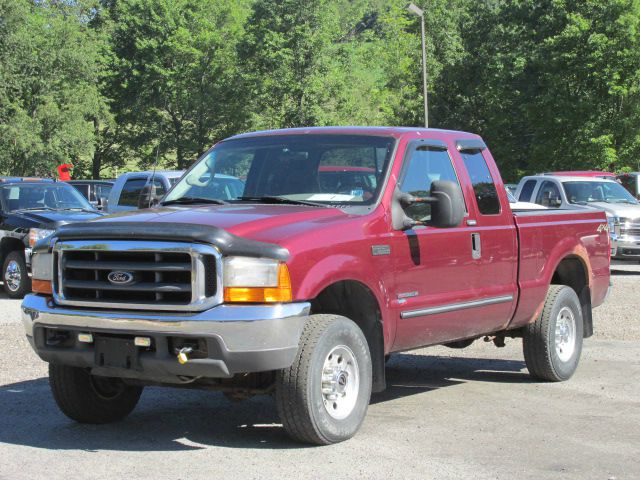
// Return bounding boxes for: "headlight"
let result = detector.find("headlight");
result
[31,250,54,295]
[223,256,292,303]
[28,228,55,248]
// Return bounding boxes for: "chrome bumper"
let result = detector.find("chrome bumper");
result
[21,294,310,380]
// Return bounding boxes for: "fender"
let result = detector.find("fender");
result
[291,252,396,348]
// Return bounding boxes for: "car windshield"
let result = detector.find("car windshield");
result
[164,134,396,205]
[0,183,95,212]
[563,181,639,205]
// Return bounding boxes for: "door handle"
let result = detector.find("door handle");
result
[471,233,481,259]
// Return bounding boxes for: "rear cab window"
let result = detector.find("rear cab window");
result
[518,180,537,202]
[459,148,501,215]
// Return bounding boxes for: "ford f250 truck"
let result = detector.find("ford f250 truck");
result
[21,127,611,445]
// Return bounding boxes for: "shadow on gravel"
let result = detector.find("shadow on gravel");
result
[373,354,529,404]
[611,268,640,276]
[0,355,527,451]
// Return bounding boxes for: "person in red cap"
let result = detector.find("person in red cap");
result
[57,163,73,181]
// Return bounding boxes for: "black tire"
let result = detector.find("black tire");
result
[276,314,372,445]
[523,285,584,382]
[49,364,143,424]
[2,250,31,298]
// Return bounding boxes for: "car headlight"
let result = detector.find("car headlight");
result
[28,228,55,248]
[31,249,54,295]
[223,256,292,303]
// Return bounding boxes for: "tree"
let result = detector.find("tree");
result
[435,0,640,180]
[107,0,251,170]
[0,0,109,177]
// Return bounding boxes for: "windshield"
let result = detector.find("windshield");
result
[164,135,396,205]
[0,183,95,212]
[563,181,638,205]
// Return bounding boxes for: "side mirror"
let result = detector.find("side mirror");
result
[393,180,465,230]
[429,180,466,228]
[138,184,161,209]
[100,196,109,212]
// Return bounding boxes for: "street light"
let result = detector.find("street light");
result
[407,3,428,128]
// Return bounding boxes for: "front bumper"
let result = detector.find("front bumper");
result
[21,294,310,382]
[613,235,640,259]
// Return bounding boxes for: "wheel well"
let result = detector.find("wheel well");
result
[551,256,593,338]
[0,238,25,264]
[310,281,386,393]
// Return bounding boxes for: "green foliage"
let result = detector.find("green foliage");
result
[0,0,108,177]
[436,0,640,180]
[107,0,251,170]
[1,0,640,179]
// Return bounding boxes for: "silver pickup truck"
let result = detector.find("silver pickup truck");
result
[516,174,640,259]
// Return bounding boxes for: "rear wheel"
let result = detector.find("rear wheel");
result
[523,285,583,382]
[276,314,372,445]
[49,364,143,423]
[3,250,30,298]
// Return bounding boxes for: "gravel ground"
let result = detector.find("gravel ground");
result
[0,262,639,480]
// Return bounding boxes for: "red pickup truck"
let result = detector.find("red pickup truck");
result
[22,127,610,445]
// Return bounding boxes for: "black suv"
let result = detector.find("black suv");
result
[0,180,104,297]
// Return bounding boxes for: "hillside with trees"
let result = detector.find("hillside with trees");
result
[1,0,639,181]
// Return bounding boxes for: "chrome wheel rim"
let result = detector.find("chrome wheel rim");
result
[4,260,22,292]
[555,306,576,363]
[321,345,360,420]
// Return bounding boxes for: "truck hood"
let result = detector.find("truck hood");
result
[10,209,105,228]
[584,202,640,219]
[94,204,350,242]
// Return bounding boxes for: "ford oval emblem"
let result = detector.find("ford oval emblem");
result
[108,271,134,285]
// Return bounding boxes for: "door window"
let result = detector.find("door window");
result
[399,147,463,221]
[535,181,562,208]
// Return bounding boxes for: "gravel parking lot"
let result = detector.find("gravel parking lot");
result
[1,262,639,480]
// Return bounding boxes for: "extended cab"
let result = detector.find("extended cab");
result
[22,127,610,445]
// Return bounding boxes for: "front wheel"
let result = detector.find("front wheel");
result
[276,314,372,445]
[523,285,584,382]
[3,250,30,298]
[49,364,143,423]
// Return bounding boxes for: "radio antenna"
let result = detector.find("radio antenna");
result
[148,92,168,208]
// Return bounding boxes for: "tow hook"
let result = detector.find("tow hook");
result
[176,346,193,365]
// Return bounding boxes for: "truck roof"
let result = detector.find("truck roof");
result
[525,174,619,183]
[227,126,482,141]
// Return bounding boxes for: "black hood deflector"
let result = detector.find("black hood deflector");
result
[52,221,290,261]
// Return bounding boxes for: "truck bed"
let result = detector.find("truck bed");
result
[509,208,610,330]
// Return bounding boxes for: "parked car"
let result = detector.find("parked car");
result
[24,127,610,445]
[516,175,640,258]
[617,172,640,200]
[106,171,184,213]
[506,189,546,210]
[0,180,103,297]
[66,180,114,210]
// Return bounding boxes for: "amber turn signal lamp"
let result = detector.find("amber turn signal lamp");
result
[32,279,53,295]
[224,263,292,303]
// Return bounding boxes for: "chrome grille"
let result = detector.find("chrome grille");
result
[620,222,640,237]
[53,240,222,311]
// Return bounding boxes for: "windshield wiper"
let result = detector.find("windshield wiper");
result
[58,207,99,213]
[161,197,228,206]
[14,207,57,212]
[238,196,325,207]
